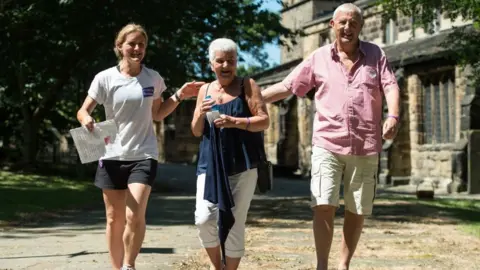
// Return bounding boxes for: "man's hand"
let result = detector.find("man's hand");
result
[382,117,398,140]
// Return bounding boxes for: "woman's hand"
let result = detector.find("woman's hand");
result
[177,81,205,100]
[81,115,95,132]
[200,98,215,115]
[214,114,237,128]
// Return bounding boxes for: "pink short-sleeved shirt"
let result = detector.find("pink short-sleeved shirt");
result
[282,40,399,156]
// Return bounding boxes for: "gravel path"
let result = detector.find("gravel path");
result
[1,164,479,270]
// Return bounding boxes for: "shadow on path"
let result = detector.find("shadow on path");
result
[3,164,479,236]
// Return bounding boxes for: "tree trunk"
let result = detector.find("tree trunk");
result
[21,118,39,166]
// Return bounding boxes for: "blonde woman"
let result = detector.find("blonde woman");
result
[76,23,204,270]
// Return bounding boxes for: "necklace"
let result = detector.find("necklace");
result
[216,81,227,104]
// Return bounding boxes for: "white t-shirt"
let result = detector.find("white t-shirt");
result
[88,65,166,161]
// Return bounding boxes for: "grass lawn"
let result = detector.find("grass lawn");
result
[0,170,100,226]
[379,196,480,238]
[417,198,480,237]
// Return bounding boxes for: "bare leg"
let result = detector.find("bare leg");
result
[102,189,127,270]
[225,256,241,270]
[313,205,336,270]
[205,246,222,270]
[338,210,364,270]
[123,183,151,268]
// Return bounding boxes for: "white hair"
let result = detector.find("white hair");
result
[208,38,238,62]
[332,3,363,23]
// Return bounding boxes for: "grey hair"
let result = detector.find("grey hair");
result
[332,3,363,23]
[208,38,238,62]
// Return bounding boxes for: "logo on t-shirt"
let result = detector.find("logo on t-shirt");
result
[142,86,154,97]
[367,67,377,79]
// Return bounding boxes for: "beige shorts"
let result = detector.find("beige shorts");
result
[310,146,378,215]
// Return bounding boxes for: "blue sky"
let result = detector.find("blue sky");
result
[241,0,282,68]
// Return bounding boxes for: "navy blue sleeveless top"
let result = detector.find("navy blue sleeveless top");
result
[196,78,263,176]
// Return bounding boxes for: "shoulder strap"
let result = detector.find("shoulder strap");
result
[205,82,212,98]
[240,77,246,96]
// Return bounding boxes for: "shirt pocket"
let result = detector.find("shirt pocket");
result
[353,66,380,106]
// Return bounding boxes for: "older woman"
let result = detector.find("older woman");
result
[77,23,203,270]
[191,38,269,270]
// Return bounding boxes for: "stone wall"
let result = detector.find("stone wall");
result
[360,5,383,44]
[396,12,413,43]
[407,65,469,188]
[388,72,411,178]
[164,100,201,163]
[281,1,315,63]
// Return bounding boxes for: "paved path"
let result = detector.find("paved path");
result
[0,194,201,270]
[1,164,479,270]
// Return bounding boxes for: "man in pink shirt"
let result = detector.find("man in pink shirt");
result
[262,3,400,270]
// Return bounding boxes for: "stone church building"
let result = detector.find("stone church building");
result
[251,0,475,191]
[154,0,478,193]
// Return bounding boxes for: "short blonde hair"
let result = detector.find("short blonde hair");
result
[113,23,148,61]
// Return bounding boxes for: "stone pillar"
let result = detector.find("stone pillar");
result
[455,86,480,194]
[455,65,470,140]
[407,74,422,183]
[379,67,411,186]
[296,96,314,176]
[264,103,279,164]
[378,140,393,186]
[447,66,477,193]
[153,120,165,163]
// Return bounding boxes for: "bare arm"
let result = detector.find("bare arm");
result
[382,85,400,140]
[152,81,205,122]
[76,96,97,131]
[191,84,213,137]
[152,91,181,122]
[384,85,400,117]
[261,82,292,104]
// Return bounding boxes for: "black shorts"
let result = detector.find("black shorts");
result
[94,159,158,190]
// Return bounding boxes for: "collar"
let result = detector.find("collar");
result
[330,39,366,59]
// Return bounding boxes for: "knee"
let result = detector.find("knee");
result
[313,205,336,215]
[195,213,215,228]
[105,208,125,227]
[126,209,145,228]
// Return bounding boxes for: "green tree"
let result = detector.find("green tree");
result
[381,0,480,85]
[237,65,267,77]
[0,0,297,165]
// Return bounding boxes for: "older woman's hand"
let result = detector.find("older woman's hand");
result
[214,114,236,128]
[200,99,215,115]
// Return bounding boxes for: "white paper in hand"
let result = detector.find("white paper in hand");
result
[206,111,221,126]
[69,119,123,164]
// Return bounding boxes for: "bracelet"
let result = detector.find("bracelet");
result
[246,117,250,131]
[388,115,399,121]
[173,91,182,103]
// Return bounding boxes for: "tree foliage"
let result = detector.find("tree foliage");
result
[0,0,297,165]
[381,0,480,85]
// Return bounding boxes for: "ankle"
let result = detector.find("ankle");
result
[121,264,135,270]
[337,262,349,270]
[316,260,329,270]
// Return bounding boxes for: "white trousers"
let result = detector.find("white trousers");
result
[194,168,257,258]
